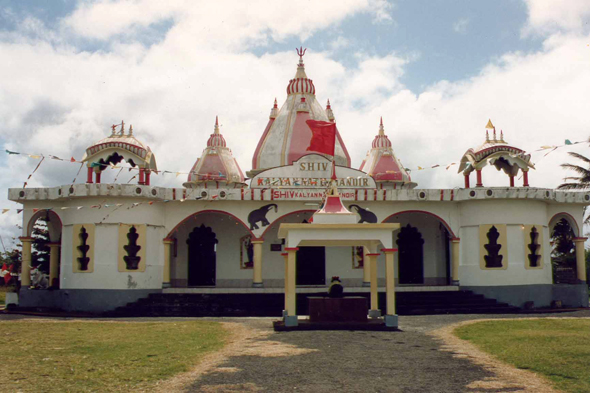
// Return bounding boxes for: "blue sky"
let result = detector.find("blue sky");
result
[1,0,542,92]
[0,0,589,245]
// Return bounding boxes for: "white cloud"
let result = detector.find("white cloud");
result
[329,36,350,51]
[62,0,393,49]
[1,0,590,246]
[523,0,590,36]
[452,18,469,34]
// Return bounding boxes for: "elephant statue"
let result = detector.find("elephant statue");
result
[248,204,278,230]
[349,204,377,224]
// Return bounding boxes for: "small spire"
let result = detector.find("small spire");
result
[269,98,279,119]
[325,99,335,121]
[129,124,133,136]
[493,128,497,142]
[294,47,308,79]
[485,130,490,142]
[379,117,385,136]
[499,130,506,143]
[296,46,306,65]
[111,123,117,136]
[120,120,125,136]
[214,116,220,134]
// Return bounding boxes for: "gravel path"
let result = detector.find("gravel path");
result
[2,310,589,392]
[185,311,590,393]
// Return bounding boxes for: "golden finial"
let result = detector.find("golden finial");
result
[485,119,495,130]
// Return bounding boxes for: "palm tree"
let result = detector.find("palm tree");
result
[558,151,590,224]
[559,152,590,190]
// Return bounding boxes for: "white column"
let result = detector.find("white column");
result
[382,248,398,328]
[163,238,174,288]
[20,237,33,287]
[285,247,298,326]
[573,237,587,283]
[48,242,61,288]
[252,239,264,288]
[362,247,370,287]
[281,252,289,315]
[367,252,380,318]
[451,238,460,286]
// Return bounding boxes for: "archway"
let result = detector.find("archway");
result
[262,210,324,286]
[383,211,452,286]
[549,214,578,284]
[166,211,252,288]
[397,224,424,284]
[25,210,62,288]
[187,224,218,286]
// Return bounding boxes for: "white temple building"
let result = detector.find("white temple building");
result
[8,50,589,316]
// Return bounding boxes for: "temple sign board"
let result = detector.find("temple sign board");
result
[251,154,376,189]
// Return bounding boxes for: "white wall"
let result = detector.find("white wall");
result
[459,198,555,286]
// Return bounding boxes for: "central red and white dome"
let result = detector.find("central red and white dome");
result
[248,49,351,177]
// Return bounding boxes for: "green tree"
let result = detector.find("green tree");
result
[31,219,50,273]
[551,218,576,266]
[558,151,590,224]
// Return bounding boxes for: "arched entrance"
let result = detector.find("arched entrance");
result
[397,224,424,284]
[166,210,252,288]
[549,213,579,284]
[187,224,218,286]
[262,210,324,287]
[24,210,63,288]
[383,211,453,286]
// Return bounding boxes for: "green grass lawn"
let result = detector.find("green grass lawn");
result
[0,320,228,392]
[455,319,590,393]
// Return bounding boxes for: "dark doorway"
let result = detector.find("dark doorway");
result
[296,247,326,285]
[187,224,218,286]
[397,224,424,284]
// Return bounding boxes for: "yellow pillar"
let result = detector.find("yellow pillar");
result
[281,252,289,314]
[367,253,380,317]
[362,247,370,287]
[20,237,33,287]
[382,248,398,327]
[252,239,264,288]
[451,238,460,286]
[48,242,61,288]
[285,247,298,326]
[573,237,587,283]
[163,238,174,288]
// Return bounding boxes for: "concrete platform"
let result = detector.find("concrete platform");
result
[273,318,400,331]
[164,285,459,294]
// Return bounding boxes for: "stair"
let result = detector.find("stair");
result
[105,290,520,317]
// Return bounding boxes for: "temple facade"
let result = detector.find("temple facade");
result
[9,51,589,313]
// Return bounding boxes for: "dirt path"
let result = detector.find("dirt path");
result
[160,312,590,393]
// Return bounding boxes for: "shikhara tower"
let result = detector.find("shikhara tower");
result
[249,47,351,177]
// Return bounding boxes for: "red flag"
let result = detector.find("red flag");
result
[2,263,11,285]
[306,120,336,157]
